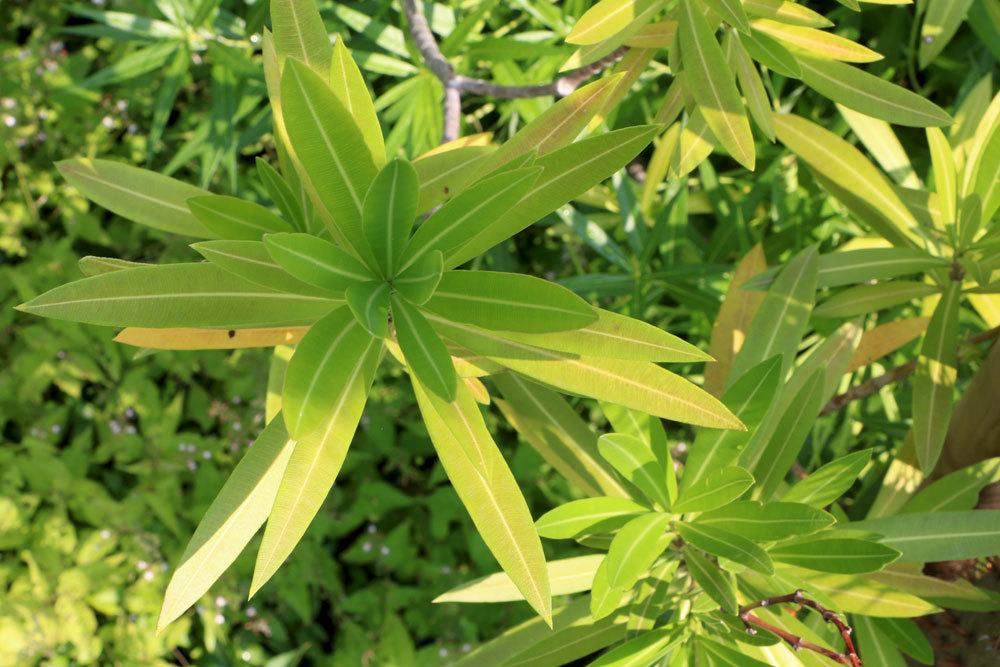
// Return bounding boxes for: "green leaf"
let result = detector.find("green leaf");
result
[478,75,626,174]
[270,0,332,75]
[492,374,629,498]
[79,40,180,89]
[744,248,949,291]
[771,565,940,617]
[724,30,774,141]
[434,555,604,603]
[902,457,1000,514]
[797,57,952,127]
[677,522,773,574]
[919,0,975,68]
[871,564,1000,612]
[188,195,292,240]
[684,547,737,613]
[729,246,817,380]
[871,617,934,665]
[264,232,375,293]
[157,416,295,631]
[393,250,443,304]
[363,158,419,277]
[813,281,939,319]
[57,158,214,238]
[740,30,802,78]
[401,168,542,273]
[281,58,377,257]
[282,307,380,438]
[257,158,306,232]
[751,19,881,63]
[605,513,672,590]
[926,127,958,229]
[424,271,597,333]
[413,144,496,214]
[675,466,754,514]
[330,35,385,166]
[588,625,682,667]
[769,538,900,573]
[447,125,660,267]
[428,315,744,429]
[391,295,457,400]
[536,497,650,539]
[251,347,377,594]
[848,510,1000,563]
[77,256,148,276]
[697,637,771,666]
[706,0,751,34]
[694,501,834,541]
[781,450,872,506]
[774,113,922,247]
[597,434,672,510]
[413,379,552,623]
[678,0,755,169]
[16,263,337,328]
[345,280,391,337]
[567,0,664,45]
[913,282,961,473]
[683,356,782,492]
[498,307,712,362]
[191,240,334,296]
[744,370,826,499]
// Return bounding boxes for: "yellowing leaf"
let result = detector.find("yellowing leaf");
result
[751,18,882,62]
[115,326,308,350]
[846,317,930,373]
[434,555,605,603]
[567,0,665,46]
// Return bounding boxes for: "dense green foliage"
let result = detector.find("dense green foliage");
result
[2,0,999,665]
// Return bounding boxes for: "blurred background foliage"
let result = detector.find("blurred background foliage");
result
[1,0,998,665]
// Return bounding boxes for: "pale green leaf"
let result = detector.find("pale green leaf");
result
[391,295,457,400]
[282,307,379,438]
[345,280,390,337]
[813,281,938,319]
[191,240,334,297]
[567,0,664,45]
[434,555,604,603]
[264,232,375,293]
[684,547,737,613]
[188,195,292,241]
[157,416,295,631]
[597,433,672,510]
[848,510,1000,563]
[330,35,385,166]
[751,19,882,62]
[363,158,419,277]
[675,466,754,513]
[588,625,683,666]
[536,497,650,539]
[769,538,900,573]
[270,0,331,75]
[605,513,672,589]
[781,450,872,506]
[694,501,834,541]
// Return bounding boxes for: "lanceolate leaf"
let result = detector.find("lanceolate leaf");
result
[744,248,949,291]
[847,511,1000,563]
[774,113,921,247]
[363,158,418,278]
[684,547,737,613]
[392,295,457,401]
[814,281,939,319]
[683,356,782,492]
[588,625,683,667]
[251,343,378,594]
[393,251,444,305]
[536,497,650,539]
[919,0,975,68]
[597,433,672,510]
[912,282,962,473]
[114,326,308,350]
[676,522,773,574]
[796,56,952,128]
[781,449,872,506]
[16,263,337,328]
[926,127,957,229]
[188,195,292,240]
[157,416,295,631]
[424,271,597,333]
[677,0,755,170]
[434,555,605,603]
[401,168,541,272]
[270,0,332,75]
[413,144,496,213]
[281,58,377,257]
[694,501,834,541]
[427,315,744,429]
[257,158,306,231]
[724,29,775,141]
[57,158,215,238]
[282,307,380,438]
[675,466,754,514]
[500,307,710,362]
[191,240,335,297]
[446,125,661,267]
[413,379,552,623]
[345,280,391,337]
[902,458,1000,514]
[330,36,385,166]
[264,232,375,293]
[567,0,664,45]
[751,19,882,63]
[728,246,818,381]
[769,538,901,574]
[604,513,672,590]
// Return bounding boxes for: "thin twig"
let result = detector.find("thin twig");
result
[739,590,861,666]
[401,0,628,142]
[820,325,1000,416]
